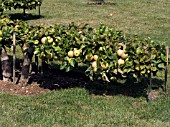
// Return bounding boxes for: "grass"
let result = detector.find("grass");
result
[2,0,170,45]
[0,88,170,127]
[0,0,170,126]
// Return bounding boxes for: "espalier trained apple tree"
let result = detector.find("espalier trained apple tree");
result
[1,0,43,15]
[0,15,167,86]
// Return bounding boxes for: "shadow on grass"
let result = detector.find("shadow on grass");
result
[9,13,44,21]
[27,64,165,98]
[0,56,164,98]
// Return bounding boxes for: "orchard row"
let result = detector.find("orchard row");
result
[0,15,167,84]
[1,0,42,11]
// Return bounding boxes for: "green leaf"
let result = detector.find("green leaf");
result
[135,65,140,71]
[34,49,39,55]
[60,61,67,70]
[140,65,145,70]
[54,46,61,51]
[70,59,75,67]
[161,53,166,62]
[134,60,139,64]
[65,66,70,72]
[157,63,164,69]
[140,69,146,74]
[151,67,157,71]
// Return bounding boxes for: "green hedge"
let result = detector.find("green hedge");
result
[0,15,167,82]
[1,0,42,10]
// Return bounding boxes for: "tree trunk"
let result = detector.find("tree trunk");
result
[42,58,49,74]
[19,45,34,86]
[0,46,12,81]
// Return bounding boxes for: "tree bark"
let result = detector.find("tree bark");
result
[19,45,34,86]
[42,58,49,74]
[0,46,12,81]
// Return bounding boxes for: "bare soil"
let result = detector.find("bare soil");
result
[0,68,89,96]
[0,80,50,96]
[83,1,116,6]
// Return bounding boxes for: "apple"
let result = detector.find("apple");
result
[46,53,53,59]
[47,36,53,43]
[117,49,124,56]
[0,30,2,36]
[41,37,47,44]
[73,48,81,57]
[101,62,109,70]
[93,67,97,72]
[91,61,97,68]
[52,42,56,47]
[121,53,128,59]
[34,40,39,44]
[118,58,125,65]
[68,51,74,58]
[99,47,103,51]
[85,55,93,61]
[93,55,99,61]
[50,28,55,33]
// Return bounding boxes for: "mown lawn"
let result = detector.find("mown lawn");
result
[0,88,170,127]
[3,0,170,45]
[0,0,170,126]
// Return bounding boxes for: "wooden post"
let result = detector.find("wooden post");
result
[13,33,16,83]
[38,2,41,17]
[35,55,38,74]
[164,46,169,94]
[23,8,26,16]
[38,4,40,16]
[147,71,152,102]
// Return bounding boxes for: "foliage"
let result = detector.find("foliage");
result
[0,15,167,82]
[1,0,42,10]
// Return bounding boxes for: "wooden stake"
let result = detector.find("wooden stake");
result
[164,46,169,94]
[147,70,152,102]
[38,4,40,16]
[13,33,16,83]
[35,55,38,74]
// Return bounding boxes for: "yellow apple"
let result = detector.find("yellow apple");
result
[46,53,53,59]
[0,37,2,42]
[0,30,2,37]
[91,61,97,68]
[101,62,109,70]
[47,36,53,43]
[117,49,124,56]
[121,53,128,59]
[68,51,74,58]
[93,67,97,72]
[118,58,125,65]
[85,55,93,61]
[73,48,81,57]
[93,55,99,61]
[41,37,47,44]
[34,40,39,44]
[99,47,103,51]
